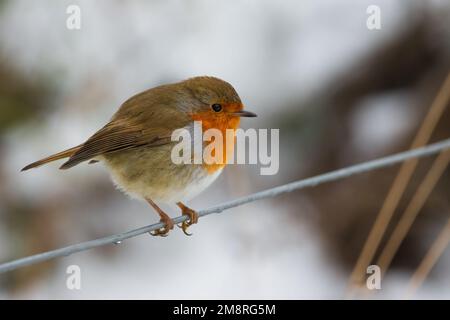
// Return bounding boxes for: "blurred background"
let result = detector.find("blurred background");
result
[0,0,449,299]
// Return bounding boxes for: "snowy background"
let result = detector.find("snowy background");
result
[0,0,449,299]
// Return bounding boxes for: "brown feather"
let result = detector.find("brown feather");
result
[59,83,192,170]
[21,145,82,171]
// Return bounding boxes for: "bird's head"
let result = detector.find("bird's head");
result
[179,76,256,171]
[184,76,256,131]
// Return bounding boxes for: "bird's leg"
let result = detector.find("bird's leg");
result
[176,202,199,236]
[146,198,174,237]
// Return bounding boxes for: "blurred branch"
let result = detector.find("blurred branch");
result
[406,215,450,299]
[377,149,450,278]
[347,71,450,295]
[1,138,450,274]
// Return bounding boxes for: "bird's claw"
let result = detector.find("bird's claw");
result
[177,221,193,236]
[150,227,169,237]
[149,217,174,237]
[177,203,199,236]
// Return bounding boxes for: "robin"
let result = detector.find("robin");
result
[22,76,257,236]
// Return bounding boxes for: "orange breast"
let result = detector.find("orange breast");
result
[190,112,240,174]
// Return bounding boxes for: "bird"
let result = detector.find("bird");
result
[22,76,257,236]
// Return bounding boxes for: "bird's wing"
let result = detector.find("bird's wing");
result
[60,90,191,170]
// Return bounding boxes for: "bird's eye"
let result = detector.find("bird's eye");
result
[211,103,222,112]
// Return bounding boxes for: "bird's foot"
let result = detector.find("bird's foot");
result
[176,202,199,236]
[146,198,174,237]
[150,212,175,237]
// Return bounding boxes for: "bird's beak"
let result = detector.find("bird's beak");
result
[230,110,257,117]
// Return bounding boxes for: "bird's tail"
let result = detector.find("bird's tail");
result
[21,145,82,171]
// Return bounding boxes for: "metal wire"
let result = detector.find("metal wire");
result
[1,138,450,274]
